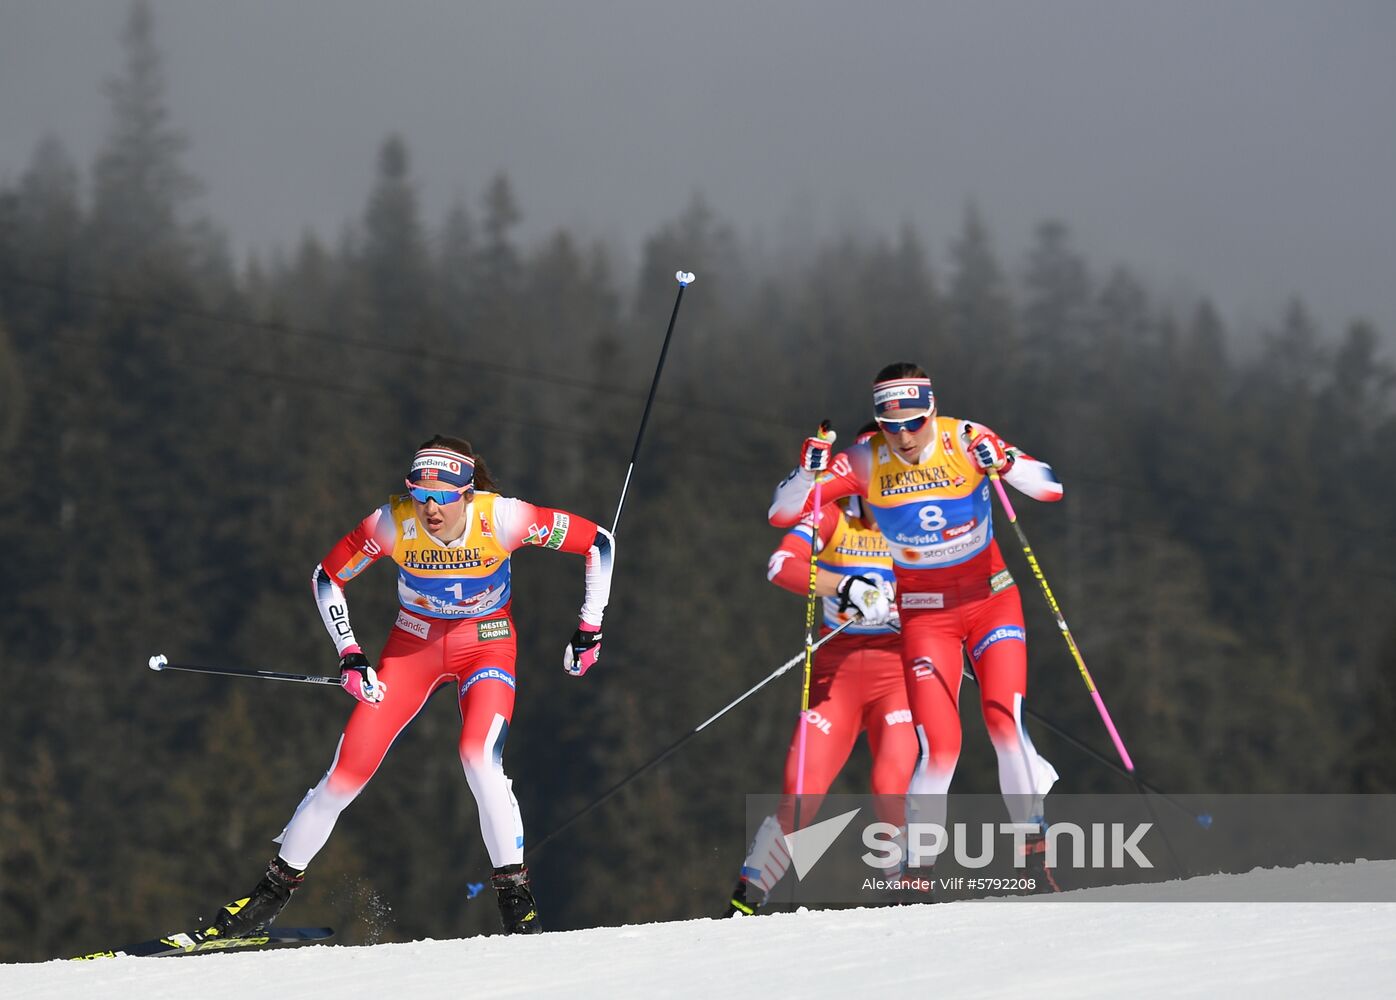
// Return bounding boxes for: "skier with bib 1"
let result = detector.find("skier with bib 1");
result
[196,435,614,938]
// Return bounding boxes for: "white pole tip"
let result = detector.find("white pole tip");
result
[675,271,695,286]
[148,654,168,671]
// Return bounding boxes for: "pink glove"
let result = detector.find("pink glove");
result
[339,648,387,705]
[563,621,603,677]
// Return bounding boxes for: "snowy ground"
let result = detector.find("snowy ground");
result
[6,861,1395,999]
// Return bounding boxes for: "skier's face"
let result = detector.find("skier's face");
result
[879,413,935,463]
[410,480,471,541]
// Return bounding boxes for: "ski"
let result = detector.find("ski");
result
[71,925,334,960]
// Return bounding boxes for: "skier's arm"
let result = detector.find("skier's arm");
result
[492,498,615,626]
[312,506,395,656]
[960,421,1063,503]
[768,445,868,527]
[767,506,844,597]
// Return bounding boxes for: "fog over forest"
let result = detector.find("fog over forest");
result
[3,0,1394,338]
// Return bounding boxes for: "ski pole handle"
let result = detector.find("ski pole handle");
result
[147,654,341,687]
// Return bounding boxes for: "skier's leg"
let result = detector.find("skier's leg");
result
[860,644,917,817]
[775,642,864,832]
[456,664,521,867]
[862,645,927,895]
[451,626,535,932]
[966,587,1051,827]
[733,643,862,909]
[276,633,445,869]
[205,632,444,939]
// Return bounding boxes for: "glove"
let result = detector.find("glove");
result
[836,574,895,626]
[799,423,837,473]
[962,423,1013,473]
[339,650,386,705]
[563,621,603,677]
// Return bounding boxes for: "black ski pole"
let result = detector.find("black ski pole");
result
[146,654,341,688]
[610,270,695,536]
[526,618,856,860]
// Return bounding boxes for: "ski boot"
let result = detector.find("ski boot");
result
[491,863,542,934]
[725,877,762,917]
[1020,832,1062,894]
[198,857,306,941]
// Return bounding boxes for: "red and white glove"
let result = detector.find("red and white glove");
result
[339,649,386,705]
[962,424,1013,473]
[564,621,603,677]
[799,424,837,473]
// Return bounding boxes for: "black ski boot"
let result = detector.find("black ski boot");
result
[491,863,542,935]
[1020,832,1062,894]
[200,857,306,941]
[726,878,760,917]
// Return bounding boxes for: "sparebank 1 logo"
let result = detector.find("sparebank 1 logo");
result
[781,808,1156,879]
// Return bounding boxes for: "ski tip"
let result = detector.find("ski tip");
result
[69,926,335,960]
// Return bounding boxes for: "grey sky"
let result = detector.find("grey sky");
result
[2,0,1394,337]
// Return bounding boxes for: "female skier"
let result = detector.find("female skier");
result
[769,364,1063,888]
[728,429,916,913]
[199,435,614,937]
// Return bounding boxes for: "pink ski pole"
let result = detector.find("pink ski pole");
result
[795,421,835,796]
[985,467,1136,773]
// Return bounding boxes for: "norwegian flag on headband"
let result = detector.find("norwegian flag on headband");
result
[408,448,475,488]
[872,378,934,418]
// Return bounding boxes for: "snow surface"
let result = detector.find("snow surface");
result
[7,861,1395,999]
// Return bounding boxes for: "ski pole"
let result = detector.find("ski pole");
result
[959,662,1210,827]
[146,654,341,687]
[879,623,1207,826]
[610,270,695,536]
[795,421,835,797]
[985,467,1134,772]
[984,468,1189,874]
[525,617,857,859]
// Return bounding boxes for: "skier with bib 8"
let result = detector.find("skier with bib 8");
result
[769,364,1065,889]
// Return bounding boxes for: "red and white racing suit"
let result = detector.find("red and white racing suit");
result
[275,490,613,870]
[770,417,1062,832]
[740,505,918,898]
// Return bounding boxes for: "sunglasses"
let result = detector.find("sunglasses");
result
[877,414,930,434]
[405,481,471,505]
